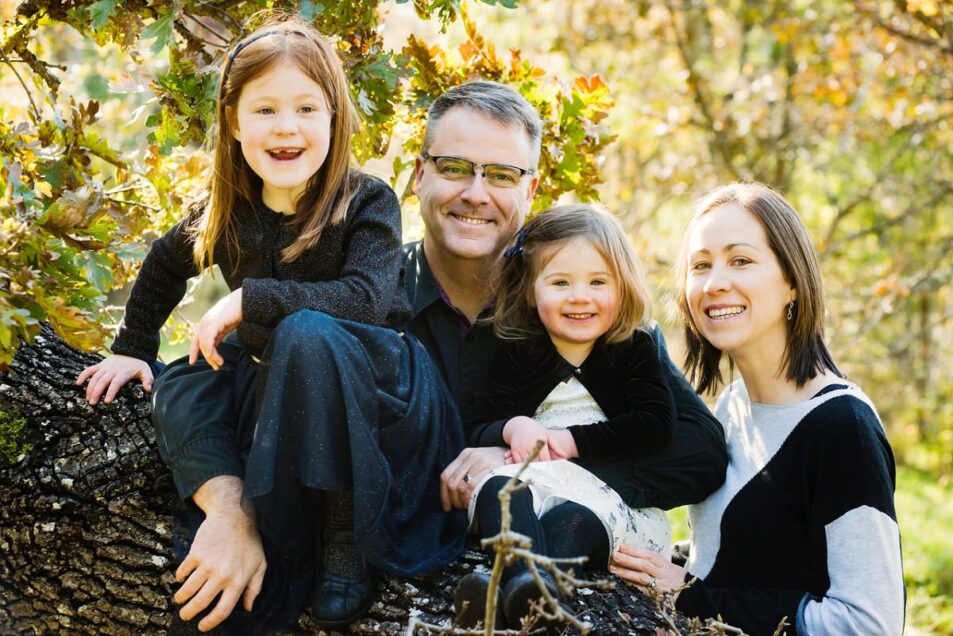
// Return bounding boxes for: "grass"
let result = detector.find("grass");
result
[665,464,953,634]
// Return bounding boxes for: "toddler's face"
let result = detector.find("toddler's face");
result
[532,238,620,361]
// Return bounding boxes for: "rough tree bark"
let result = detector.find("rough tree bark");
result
[0,325,677,635]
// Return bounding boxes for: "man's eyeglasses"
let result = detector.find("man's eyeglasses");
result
[421,153,535,189]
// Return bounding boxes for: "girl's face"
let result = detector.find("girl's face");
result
[231,63,332,213]
[684,202,795,366]
[532,237,620,363]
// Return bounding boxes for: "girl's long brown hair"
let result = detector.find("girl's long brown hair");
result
[190,16,358,271]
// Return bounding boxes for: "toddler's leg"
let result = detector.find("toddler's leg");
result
[475,476,547,579]
[541,501,611,574]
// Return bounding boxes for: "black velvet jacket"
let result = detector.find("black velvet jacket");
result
[466,331,675,461]
[112,173,408,361]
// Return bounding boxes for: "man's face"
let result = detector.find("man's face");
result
[415,107,538,262]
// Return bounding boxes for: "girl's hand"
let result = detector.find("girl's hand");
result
[547,429,579,460]
[503,416,552,464]
[610,544,685,598]
[76,355,154,405]
[190,289,243,370]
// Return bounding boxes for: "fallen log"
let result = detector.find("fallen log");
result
[0,325,677,635]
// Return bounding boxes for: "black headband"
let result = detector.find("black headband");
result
[222,29,307,80]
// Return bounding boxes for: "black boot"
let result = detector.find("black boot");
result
[453,572,504,628]
[310,490,378,629]
[502,569,559,631]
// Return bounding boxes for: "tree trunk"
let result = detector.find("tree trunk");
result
[0,326,676,635]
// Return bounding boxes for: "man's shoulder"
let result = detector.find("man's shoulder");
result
[401,240,424,294]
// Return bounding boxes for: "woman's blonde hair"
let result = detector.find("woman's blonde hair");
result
[493,204,652,344]
[190,15,358,271]
[676,182,843,394]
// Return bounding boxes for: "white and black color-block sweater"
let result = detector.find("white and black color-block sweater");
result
[677,381,904,635]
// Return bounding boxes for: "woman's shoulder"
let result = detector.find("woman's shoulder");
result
[800,383,885,440]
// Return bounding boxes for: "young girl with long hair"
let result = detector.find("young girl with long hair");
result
[610,183,904,635]
[454,204,675,629]
[76,16,465,633]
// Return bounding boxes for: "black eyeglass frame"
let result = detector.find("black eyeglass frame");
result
[421,152,536,180]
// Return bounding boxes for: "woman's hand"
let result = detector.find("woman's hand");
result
[190,289,243,370]
[76,354,154,405]
[610,544,686,598]
[503,416,552,464]
[546,429,578,460]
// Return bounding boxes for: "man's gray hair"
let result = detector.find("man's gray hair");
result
[423,80,543,168]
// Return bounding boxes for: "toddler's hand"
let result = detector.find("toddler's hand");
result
[503,416,552,464]
[547,429,579,460]
[76,354,154,405]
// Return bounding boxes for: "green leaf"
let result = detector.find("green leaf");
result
[88,0,118,30]
[80,252,114,294]
[141,14,174,54]
[299,1,325,21]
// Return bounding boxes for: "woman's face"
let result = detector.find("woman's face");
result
[684,203,795,365]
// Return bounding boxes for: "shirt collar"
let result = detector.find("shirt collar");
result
[410,241,494,330]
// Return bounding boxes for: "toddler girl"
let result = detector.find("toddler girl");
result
[456,204,674,629]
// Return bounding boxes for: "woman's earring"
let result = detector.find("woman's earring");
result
[787,300,795,321]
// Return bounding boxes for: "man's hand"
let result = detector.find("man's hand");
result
[503,416,552,464]
[440,446,507,511]
[76,354,154,405]
[190,289,243,370]
[174,476,266,632]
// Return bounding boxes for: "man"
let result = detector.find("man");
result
[404,81,727,513]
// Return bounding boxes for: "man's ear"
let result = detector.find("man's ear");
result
[524,173,539,204]
[413,155,425,196]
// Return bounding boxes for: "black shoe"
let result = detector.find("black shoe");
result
[453,572,504,628]
[310,566,379,629]
[502,570,559,630]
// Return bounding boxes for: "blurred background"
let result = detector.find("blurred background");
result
[1,1,949,632]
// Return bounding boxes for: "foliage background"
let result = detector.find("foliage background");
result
[0,0,950,633]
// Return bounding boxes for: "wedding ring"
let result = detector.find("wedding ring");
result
[463,473,471,484]
[649,578,657,589]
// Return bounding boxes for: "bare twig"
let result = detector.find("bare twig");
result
[0,46,41,122]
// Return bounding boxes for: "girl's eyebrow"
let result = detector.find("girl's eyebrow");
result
[248,92,326,102]
[543,270,612,278]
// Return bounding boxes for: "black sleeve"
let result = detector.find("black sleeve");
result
[675,573,805,635]
[241,177,403,327]
[464,342,530,447]
[111,216,199,362]
[568,332,674,461]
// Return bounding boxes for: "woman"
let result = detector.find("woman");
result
[609,183,904,635]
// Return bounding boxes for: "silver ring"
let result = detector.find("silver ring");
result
[462,473,471,484]
[648,577,657,589]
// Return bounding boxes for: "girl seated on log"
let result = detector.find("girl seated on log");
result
[455,204,675,629]
[76,15,465,634]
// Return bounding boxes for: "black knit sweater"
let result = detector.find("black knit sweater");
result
[112,173,409,361]
[466,331,675,461]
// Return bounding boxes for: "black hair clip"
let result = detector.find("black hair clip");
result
[504,225,531,258]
